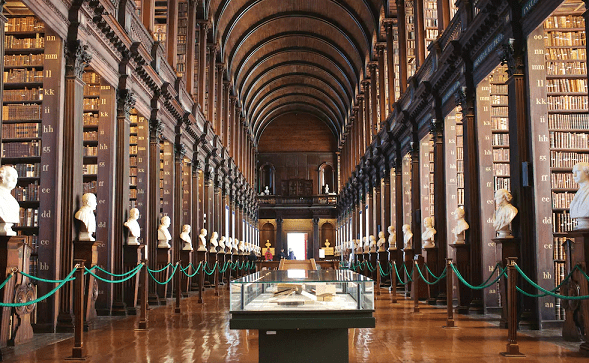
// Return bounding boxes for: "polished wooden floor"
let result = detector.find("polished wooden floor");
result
[5,288,588,362]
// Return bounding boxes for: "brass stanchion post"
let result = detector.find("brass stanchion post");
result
[66,259,86,360]
[376,262,381,296]
[391,262,397,303]
[175,261,181,313]
[413,260,419,313]
[500,257,525,357]
[137,260,148,330]
[443,259,456,328]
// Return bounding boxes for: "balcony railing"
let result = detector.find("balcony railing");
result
[258,195,338,207]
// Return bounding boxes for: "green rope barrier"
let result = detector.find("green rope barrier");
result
[481,263,504,286]
[513,265,578,298]
[18,270,75,284]
[0,266,78,307]
[218,261,230,274]
[416,264,447,285]
[403,264,414,282]
[366,261,375,272]
[147,263,173,273]
[450,263,505,290]
[514,264,589,300]
[148,264,178,285]
[180,263,193,273]
[86,264,143,284]
[378,262,391,277]
[91,264,142,277]
[424,263,445,280]
[0,273,14,291]
[204,262,218,275]
[181,262,203,277]
[393,263,409,285]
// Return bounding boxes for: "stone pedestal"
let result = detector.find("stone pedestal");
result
[123,245,144,315]
[180,250,193,297]
[403,249,414,297]
[0,236,34,357]
[155,248,171,305]
[423,248,439,305]
[449,243,470,314]
[494,237,520,328]
[565,230,589,355]
[74,240,98,328]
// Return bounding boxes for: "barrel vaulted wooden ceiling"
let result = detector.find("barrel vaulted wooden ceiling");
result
[207,0,394,144]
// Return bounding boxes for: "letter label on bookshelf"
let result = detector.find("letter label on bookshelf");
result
[45,54,58,60]
[541,174,548,181]
[41,188,50,193]
[43,125,54,133]
[39,262,49,271]
[543,243,552,249]
[538,135,548,142]
[40,239,50,246]
[46,35,56,41]
[42,164,49,172]
[98,181,104,187]
[41,210,51,218]
[543,271,552,279]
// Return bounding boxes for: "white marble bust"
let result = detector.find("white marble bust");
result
[452,207,469,244]
[324,184,330,194]
[363,236,369,253]
[218,236,226,253]
[228,237,234,253]
[209,231,218,253]
[0,165,20,236]
[264,186,270,195]
[157,216,171,248]
[124,208,141,245]
[388,226,396,250]
[402,224,413,250]
[238,239,245,253]
[75,193,97,241]
[369,235,377,252]
[421,216,436,249]
[570,162,589,230]
[493,189,518,238]
[180,224,192,251]
[197,228,207,251]
[232,238,239,253]
[377,231,385,252]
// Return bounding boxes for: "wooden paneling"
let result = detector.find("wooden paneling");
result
[258,113,336,153]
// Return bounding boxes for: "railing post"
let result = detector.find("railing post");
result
[175,261,181,313]
[376,261,381,296]
[444,258,456,328]
[136,260,148,330]
[198,261,204,304]
[391,262,397,303]
[214,261,220,297]
[67,259,86,360]
[500,257,525,357]
[413,260,419,313]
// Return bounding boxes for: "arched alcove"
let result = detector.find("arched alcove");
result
[318,163,335,194]
[259,162,276,194]
[261,222,276,250]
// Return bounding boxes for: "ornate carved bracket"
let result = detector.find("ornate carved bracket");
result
[65,41,92,79]
[117,89,136,119]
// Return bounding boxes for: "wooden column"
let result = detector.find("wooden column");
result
[190,162,200,290]
[173,143,185,263]
[230,97,237,158]
[185,0,197,95]
[431,118,447,303]
[438,0,450,32]
[410,141,421,251]
[414,0,425,68]
[56,42,91,332]
[165,0,178,70]
[142,0,155,34]
[381,173,391,248]
[147,112,162,304]
[362,81,371,147]
[394,1,408,94]
[376,44,387,123]
[216,63,224,138]
[197,22,208,108]
[383,20,397,105]
[369,62,378,135]
[224,82,231,147]
[207,44,217,123]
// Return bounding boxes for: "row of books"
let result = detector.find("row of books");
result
[456,188,464,206]
[494,164,510,177]
[552,211,577,233]
[83,181,98,194]
[492,133,509,146]
[84,146,97,156]
[548,95,588,110]
[549,131,589,149]
[546,78,587,93]
[4,54,44,67]
[82,72,101,84]
[3,87,43,101]
[495,176,511,191]
[491,84,508,94]
[4,17,45,33]
[130,176,137,185]
[11,182,39,202]
[544,14,585,29]
[83,98,100,109]
[1,141,40,158]
[492,117,509,130]
[456,173,464,188]
[130,167,138,176]
[19,207,38,227]
[548,113,589,129]
[491,95,508,105]
[552,191,575,209]
[2,104,41,120]
[12,163,40,178]
[545,47,586,60]
[83,85,100,97]
[552,171,578,188]
[551,150,589,167]
[130,135,138,144]
[83,113,99,125]
[553,237,569,260]
[130,156,138,166]
[83,164,98,175]
[83,131,98,141]
[544,31,585,47]
[493,149,510,161]
[130,145,138,154]
[4,35,44,49]
[491,106,508,117]
[3,69,43,84]
[2,123,39,138]
[130,188,137,199]
[546,61,587,75]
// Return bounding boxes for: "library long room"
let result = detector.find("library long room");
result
[2,0,589,362]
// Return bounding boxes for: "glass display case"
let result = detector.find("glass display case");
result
[230,269,374,312]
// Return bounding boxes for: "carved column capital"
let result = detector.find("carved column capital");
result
[117,89,136,119]
[65,40,92,79]
[149,119,163,139]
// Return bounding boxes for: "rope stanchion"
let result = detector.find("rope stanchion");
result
[378,262,391,277]
[67,259,86,360]
[181,262,203,277]
[391,262,397,303]
[148,264,178,285]
[147,263,174,273]
[416,264,447,285]
[175,261,181,314]
[393,262,409,286]
[515,264,589,300]
[376,261,381,296]
[443,258,456,329]
[500,257,525,357]
[413,260,419,313]
[451,263,505,290]
[85,263,143,284]
[403,263,413,282]
[91,264,142,277]
[17,270,75,284]
[136,259,149,331]
[203,262,218,276]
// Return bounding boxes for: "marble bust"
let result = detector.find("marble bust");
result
[218,236,226,253]
[377,231,386,252]
[421,216,436,249]
[452,207,469,244]
[402,224,413,250]
[124,208,141,245]
[157,216,171,248]
[493,189,518,238]
[0,165,20,236]
[369,235,377,252]
[570,162,589,230]
[324,239,330,248]
[75,193,97,241]
[232,238,239,253]
[209,231,218,253]
[197,228,207,251]
[264,186,270,195]
[363,236,369,253]
[324,184,330,194]
[180,224,192,251]
[238,239,245,253]
[388,226,397,250]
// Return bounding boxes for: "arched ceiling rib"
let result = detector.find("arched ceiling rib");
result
[209,0,384,141]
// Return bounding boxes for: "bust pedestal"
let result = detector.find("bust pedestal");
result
[196,250,206,303]
[403,248,414,298]
[565,230,589,355]
[123,245,144,315]
[363,252,370,277]
[411,254,428,302]
[155,248,171,305]
[423,247,439,305]
[493,237,521,328]
[179,249,193,298]
[378,250,389,288]
[74,240,98,329]
[449,243,471,315]
[0,236,34,355]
